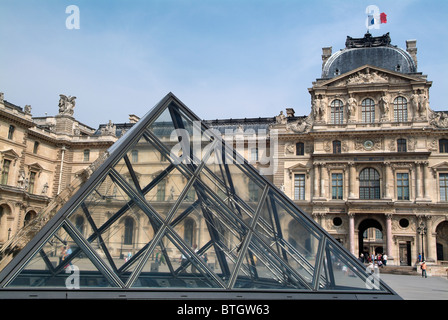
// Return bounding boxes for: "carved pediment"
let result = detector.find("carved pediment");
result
[316,65,423,88]
[287,162,310,178]
[0,149,20,164]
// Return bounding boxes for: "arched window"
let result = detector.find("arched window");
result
[123,217,134,245]
[393,96,408,122]
[331,99,344,124]
[359,168,380,199]
[361,98,375,123]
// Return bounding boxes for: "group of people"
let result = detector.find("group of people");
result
[358,252,388,267]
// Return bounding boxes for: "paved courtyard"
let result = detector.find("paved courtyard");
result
[380,273,448,300]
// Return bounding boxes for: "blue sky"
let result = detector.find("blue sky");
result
[1,0,447,127]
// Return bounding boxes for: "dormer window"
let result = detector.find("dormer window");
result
[395,64,401,72]
[334,69,340,76]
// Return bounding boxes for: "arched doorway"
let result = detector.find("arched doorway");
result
[436,221,448,262]
[358,218,383,259]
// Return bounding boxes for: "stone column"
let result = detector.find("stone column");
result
[385,214,393,258]
[320,163,326,198]
[348,213,355,255]
[384,162,391,199]
[415,162,423,200]
[425,216,436,263]
[423,161,431,200]
[314,163,320,200]
[348,162,356,199]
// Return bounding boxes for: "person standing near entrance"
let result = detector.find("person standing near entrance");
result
[421,261,427,278]
[382,253,387,266]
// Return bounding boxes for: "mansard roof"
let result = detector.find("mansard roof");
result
[322,33,417,79]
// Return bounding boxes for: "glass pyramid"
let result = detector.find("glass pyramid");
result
[0,93,398,299]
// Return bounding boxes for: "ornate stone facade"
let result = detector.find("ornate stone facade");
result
[2,33,448,270]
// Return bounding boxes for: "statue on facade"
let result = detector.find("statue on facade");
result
[24,105,32,114]
[41,182,49,195]
[275,111,287,124]
[379,94,389,121]
[347,95,357,120]
[101,120,116,136]
[58,94,76,116]
[312,96,326,121]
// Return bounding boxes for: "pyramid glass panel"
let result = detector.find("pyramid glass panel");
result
[131,230,223,289]
[0,93,398,299]
[6,224,118,288]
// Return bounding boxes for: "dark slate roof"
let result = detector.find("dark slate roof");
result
[322,33,417,78]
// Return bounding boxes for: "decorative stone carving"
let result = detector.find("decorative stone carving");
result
[346,70,388,85]
[429,110,448,128]
[101,120,116,136]
[24,105,32,114]
[355,137,382,151]
[58,94,76,116]
[275,111,287,124]
[286,115,312,133]
[284,142,295,155]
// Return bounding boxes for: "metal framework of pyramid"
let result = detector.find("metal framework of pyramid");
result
[0,93,399,299]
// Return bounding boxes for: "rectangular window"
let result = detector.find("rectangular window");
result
[332,173,343,200]
[28,171,36,194]
[33,141,40,154]
[8,125,15,140]
[250,148,258,162]
[131,150,138,163]
[83,149,90,162]
[248,180,259,202]
[440,173,448,202]
[397,139,407,152]
[294,174,305,200]
[1,160,11,185]
[396,173,409,200]
[157,179,166,201]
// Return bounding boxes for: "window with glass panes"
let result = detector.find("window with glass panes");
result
[397,139,407,152]
[1,160,11,185]
[439,173,448,201]
[331,99,344,124]
[362,98,375,123]
[396,173,409,200]
[439,139,448,153]
[393,96,408,122]
[332,173,343,199]
[359,168,380,199]
[294,174,305,200]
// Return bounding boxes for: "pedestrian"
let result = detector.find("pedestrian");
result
[382,253,387,266]
[418,253,422,262]
[421,261,427,278]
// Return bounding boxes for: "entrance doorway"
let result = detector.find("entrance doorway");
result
[436,221,448,262]
[358,218,383,259]
[399,242,412,266]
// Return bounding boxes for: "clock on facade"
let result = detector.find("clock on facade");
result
[363,140,374,150]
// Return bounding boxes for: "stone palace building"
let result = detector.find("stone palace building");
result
[1,32,448,269]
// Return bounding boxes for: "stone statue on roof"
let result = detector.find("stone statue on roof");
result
[58,94,76,116]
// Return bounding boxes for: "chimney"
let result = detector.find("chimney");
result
[406,39,417,70]
[129,114,140,124]
[322,47,332,70]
